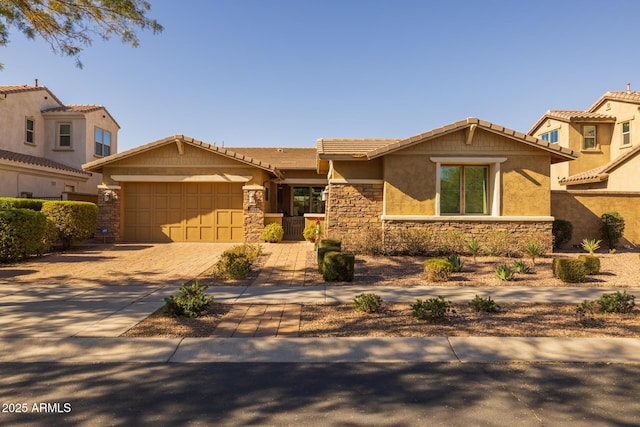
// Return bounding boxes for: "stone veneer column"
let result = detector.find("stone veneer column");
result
[325,182,384,241]
[243,185,265,243]
[96,185,121,242]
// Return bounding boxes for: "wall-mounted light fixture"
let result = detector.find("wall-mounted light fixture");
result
[248,191,256,205]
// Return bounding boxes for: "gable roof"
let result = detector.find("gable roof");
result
[0,148,90,176]
[229,147,317,169]
[527,110,617,134]
[316,138,400,159]
[83,135,283,178]
[42,104,121,128]
[559,144,640,185]
[587,91,640,112]
[0,85,64,106]
[319,118,578,164]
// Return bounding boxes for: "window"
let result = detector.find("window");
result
[583,125,597,149]
[95,128,111,156]
[540,129,558,143]
[622,121,631,146]
[293,186,325,216]
[25,118,35,144]
[440,165,488,215]
[58,123,71,148]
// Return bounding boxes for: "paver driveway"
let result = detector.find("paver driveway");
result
[0,243,234,337]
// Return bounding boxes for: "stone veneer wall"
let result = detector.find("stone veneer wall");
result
[243,186,265,243]
[96,187,121,242]
[325,182,384,241]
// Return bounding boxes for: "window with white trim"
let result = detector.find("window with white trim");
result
[95,127,111,156]
[25,118,35,144]
[583,125,597,149]
[540,129,558,143]
[622,121,631,146]
[440,165,488,214]
[58,123,72,148]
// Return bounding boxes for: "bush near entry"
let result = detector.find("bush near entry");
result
[0,208,49,262]
[41,201,98,249]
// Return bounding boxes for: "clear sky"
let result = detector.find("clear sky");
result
[2,0,639,151]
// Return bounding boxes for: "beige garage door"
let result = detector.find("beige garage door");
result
[123,182,243,242]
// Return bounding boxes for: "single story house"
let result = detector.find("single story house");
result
[84,118,577,250]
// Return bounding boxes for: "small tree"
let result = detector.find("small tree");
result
[552,219,573,249]
[600,212,625,250]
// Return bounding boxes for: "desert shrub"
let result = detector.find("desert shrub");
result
[322,251,355,282]
[512,260,531,274]
[552,258,587,283]
[600,212,625,250]
[423,258,453,282]
[0,197,45,210]
[581,238,601,255]
[224,243,262,262]
[576,300,605,328]
[353,293,383,313]
[41,201,98,249]
[552,219,573,249]
[260,223,284,243]
[0,208,48,262]
[467,237,481,263]
[484,231,520,257]
[384,228,432,256]
[597,291,635,314]
[303,224,318,241]
[411,297,456,322]
[523,241,543,265]
[447,254,463,272]
[495,264,515,281]
[578,255,600,275]
[469,295,501,313]
[343,229,382,255]
[213,249,254,280]
[164,280,214,318]
[436,230,467,255]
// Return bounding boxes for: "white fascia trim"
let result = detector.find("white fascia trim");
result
[381,215,555,222]
[110,174,252,183]
[304,213,326,218]
[429,157,508,164]
[242,185,265,190]
[329,178,384,184]
[279,178,328,185]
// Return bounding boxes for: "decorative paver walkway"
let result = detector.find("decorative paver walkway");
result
[210,304,301,338]
[252,242,314,286]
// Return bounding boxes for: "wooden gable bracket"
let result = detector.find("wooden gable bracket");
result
[175,138,184,155]
[466,124,477,145]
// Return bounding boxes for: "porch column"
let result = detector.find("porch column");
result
[96,185,121,242]
[243,185,265,243]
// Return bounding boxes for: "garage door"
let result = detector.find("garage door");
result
[123,182,244,242]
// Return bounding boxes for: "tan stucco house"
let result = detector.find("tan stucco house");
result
[85,118,576,249]
[0,84,119,200]
[529,88,640,246]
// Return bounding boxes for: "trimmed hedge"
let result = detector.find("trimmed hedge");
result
[41,201,98,249]
[0,208,48,262]
[578,255,601,275]
[322,251,355,282]
[0,197,45,211]
[317,240,342,273]
[553,258,587,283]
[424,258,453,282]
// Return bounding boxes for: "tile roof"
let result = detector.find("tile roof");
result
[0,85,64,106]
[527,110,616,134]
[0,149,91,176]
[588,91,640,112]
[319,118,577,164]
[229,147,317,169]
[316,138,401,158]
[559,144,640,185]
[83,135,283,178]
[42,104,121,128]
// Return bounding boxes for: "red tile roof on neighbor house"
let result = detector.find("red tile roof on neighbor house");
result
[318,118,578,164]
[559,144,640,185]
[0,148,91,176]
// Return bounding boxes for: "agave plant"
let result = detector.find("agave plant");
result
[581,238,601,255]
[495,264,516,281]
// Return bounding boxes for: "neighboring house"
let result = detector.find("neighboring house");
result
[83,136,327,242]
[85,118,577,248]
[0,84,119,200]
[529,88,640,246]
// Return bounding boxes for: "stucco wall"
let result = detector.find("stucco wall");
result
[592,100,638,160]
[552,190,640,247]
[332,158,383,180]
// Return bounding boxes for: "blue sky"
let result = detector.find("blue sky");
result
[2,0,639,151]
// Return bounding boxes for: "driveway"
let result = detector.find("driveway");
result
[0,243,234,337]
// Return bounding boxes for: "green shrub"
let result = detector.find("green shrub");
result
[260,223,284,243]
[552,219,573,249]
[484,231,519,257]
[411,297,456,322]
[552,258,587,283]
[164,280,214,318]
[469,295,501,313]
[576,300,605,328]
[0,197,45,211]
[353,293,383,313]
[423,259,453,282]
[523,241,543,265]
[578,255,600,275]
[322,251,355,282]
[597,291,635,314]
[319,239,342,249]
[317,244,341,273]
[224,243,262,262]
[41,201,98,249]
[600,212,625,250]
[214,252,252,280]
[385,228,432,256]
[495,264,515,281]
[303,224,318,241]
[512,260,531,274]
[467,237,481,263]
[0,208,48,262]
[581,238,601,255]
[447,254,463,272]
